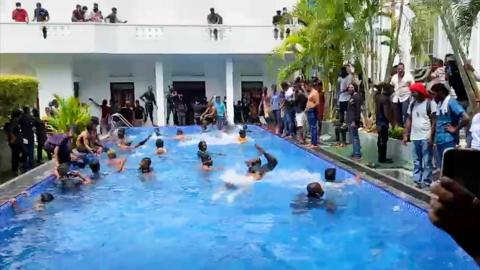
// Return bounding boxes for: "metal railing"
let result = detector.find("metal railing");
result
[110,113,133,129]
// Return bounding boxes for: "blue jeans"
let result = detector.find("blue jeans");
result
[435,141,456,170]
[216,116,224,130]
[306,109,318,145]
[412,140,433,185]
[284,107,296,136]
[349,125,361,158]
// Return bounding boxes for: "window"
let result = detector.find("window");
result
[411,29,434,69]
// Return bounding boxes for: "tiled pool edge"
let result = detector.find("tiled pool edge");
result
[255,126,430,210]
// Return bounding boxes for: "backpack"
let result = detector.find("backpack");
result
[44,133,67,153]
[409,99,432,118]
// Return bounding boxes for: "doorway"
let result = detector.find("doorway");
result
[241,81,263,123]
[172,81,206,125]
[110,82,135,109]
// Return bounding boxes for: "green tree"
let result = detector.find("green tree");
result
[0,75,38,126]
[47,94,91,133]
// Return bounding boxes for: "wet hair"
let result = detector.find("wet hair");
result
[107,149,116,159]
[40,192,54,203]
[90,116,100,126]
[176,129,184,135]
[239,129,246,138]
[155,138,164,148]
[117,128,125,139]
[325,168,336,182]
[307,182,324,198]
[198,140,207,151]
[57,163,71,178]
[89,160,100,173]
[86,122,97,132]
[139,157,152,173]
[431,83,450,96]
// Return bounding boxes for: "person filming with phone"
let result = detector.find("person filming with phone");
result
[430,148,480,265]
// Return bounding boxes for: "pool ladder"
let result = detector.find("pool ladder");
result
[110,113,133,128]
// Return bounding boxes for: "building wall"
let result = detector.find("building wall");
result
[1,0,296,25]
[0,54,281,123]
[0,54,74,113]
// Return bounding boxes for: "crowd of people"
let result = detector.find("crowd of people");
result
[11,2,126,24]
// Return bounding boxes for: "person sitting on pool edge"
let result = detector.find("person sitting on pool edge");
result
[174,128,186,141]
[117,128,153,151]
[55,163,92,188]
[9,192,55,212]
[245,144,277,180]
[139,157,153,175]
[155,138,167,155]
[237,129,248,144]
[76,122,103,155]
[106,149,127,172]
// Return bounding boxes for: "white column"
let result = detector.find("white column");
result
[225,58,234,124]
[155,61,166,126]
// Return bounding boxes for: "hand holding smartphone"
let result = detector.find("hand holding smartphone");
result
[441,148,480,198]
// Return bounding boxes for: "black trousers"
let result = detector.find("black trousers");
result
[335,126,347,144]
[166,105,174,125]
[37,142,51,163]
[339,101,349,124]
[144,102,154,125]
[377,125,389,162]
[9,143,26,173]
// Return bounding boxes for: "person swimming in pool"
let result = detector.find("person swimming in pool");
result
[174,128,186,141]
[237,129,248,144]
[289,182,337,214]
[106,149,127,172]
[244,144,277,180]
[9,192,55,212]
[139,157,153,175]
[55,163,92,188]
[155,138,167,155]
[197,140,223,172]
[117,128,153,151]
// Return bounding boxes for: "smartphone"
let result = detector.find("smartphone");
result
[441,148,480,197]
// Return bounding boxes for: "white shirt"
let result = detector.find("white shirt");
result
[391,73,414,103]
[338,74,353,102]
[408,99,437,141]
[285,87,295,101]
[470,113,480,150]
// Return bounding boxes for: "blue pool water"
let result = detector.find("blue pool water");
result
[0,126,476,269]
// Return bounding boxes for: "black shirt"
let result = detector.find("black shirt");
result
[273,15,282,25]
[141,91,157,105]
[34,7,49,22]
[58,137,72,164]
[34,117,47,144]
[294,92,307,113]
[376,93,391,127]
[134,106,145,120]
[19,113,35,143]
[346,92,362,125]
[119,107,134,124]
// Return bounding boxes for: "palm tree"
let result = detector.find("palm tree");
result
[410,0,480,109]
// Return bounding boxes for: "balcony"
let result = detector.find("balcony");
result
[0,23,295,54]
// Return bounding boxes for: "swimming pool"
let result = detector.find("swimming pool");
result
[0,126,476,269]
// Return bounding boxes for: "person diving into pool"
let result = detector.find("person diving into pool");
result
[116,128,153,151]
[244,144,278,181]
[212,144,277,202]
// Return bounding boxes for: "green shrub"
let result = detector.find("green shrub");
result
[389,126,404,140]
[47,94,91,133]
[0,75,38,126]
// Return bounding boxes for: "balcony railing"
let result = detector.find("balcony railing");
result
[0,23,299,54]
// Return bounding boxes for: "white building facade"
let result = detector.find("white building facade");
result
[0,0,296,125]
[1,0,479,125]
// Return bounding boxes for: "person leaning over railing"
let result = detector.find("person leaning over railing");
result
[105,7,127,23]
[12,2,29,23]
